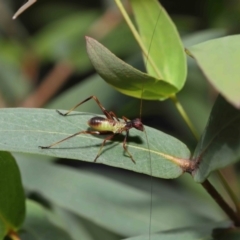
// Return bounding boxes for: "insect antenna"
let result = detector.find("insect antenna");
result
[139,9,162,240]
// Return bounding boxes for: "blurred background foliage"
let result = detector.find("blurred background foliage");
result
[1,0,240,239]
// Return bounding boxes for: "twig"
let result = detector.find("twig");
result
[202,179,240,226]
[12,0,37,19]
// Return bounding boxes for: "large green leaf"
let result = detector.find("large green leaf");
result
[86,37,178,100]
[193,95,240,182]
[0,152,25,238]
[130,0,186,90]
[16,158,224,238]
[187,35,240,108]
[0,108,190,179]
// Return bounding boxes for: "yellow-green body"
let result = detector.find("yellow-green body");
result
[88,117,126,133]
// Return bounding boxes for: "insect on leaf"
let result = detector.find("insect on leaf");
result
[0,108,191,179]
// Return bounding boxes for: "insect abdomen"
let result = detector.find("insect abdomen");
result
[88,117,126,133]
[88,117,114,132]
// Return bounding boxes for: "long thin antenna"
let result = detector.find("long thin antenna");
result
[139,9,162,240]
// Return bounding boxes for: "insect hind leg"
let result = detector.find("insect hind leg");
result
[56,96,114,120]
[39,130,101,149]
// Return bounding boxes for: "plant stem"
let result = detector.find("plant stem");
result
[217,171,240,215]
[170,95,199,140]
[202,179,240,226]
[114,0,162,79]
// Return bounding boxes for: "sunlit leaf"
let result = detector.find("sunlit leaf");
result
[130,0,187,90]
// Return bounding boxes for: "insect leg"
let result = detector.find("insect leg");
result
[122,130,136,164]
[109,111,120,121]
[94,134,115,162]
[57,96,114,120]
[122,116,130,122]
[39,131,101,149]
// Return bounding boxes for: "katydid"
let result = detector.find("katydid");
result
[39,95,144,163]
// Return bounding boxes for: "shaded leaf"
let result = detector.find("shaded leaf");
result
[16,158,223,237]
[193,95,240,182]
[50,207,121,240]
[125,221,230,240]
[187,35,240,108]
[0,108,190,179]
[20,200,72,240]
[0,152,25,237]
[86,37,177,100]
[130,0,187,90]
[212,227,240,240]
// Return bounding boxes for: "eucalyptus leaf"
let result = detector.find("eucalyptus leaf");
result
[86,37,178,100]
[0,152,25,238]
[0,108,190,179]
[17,158,223,238]
[193,95,240,182]
[130,0,187,90]
[187,35,240,108]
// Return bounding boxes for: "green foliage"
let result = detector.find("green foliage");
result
[86,37,178,100]
[187,35,240,108]
[0,0,240,239]
[193,96,240,182]
[0,152,25,237]
[130,0,187,90]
